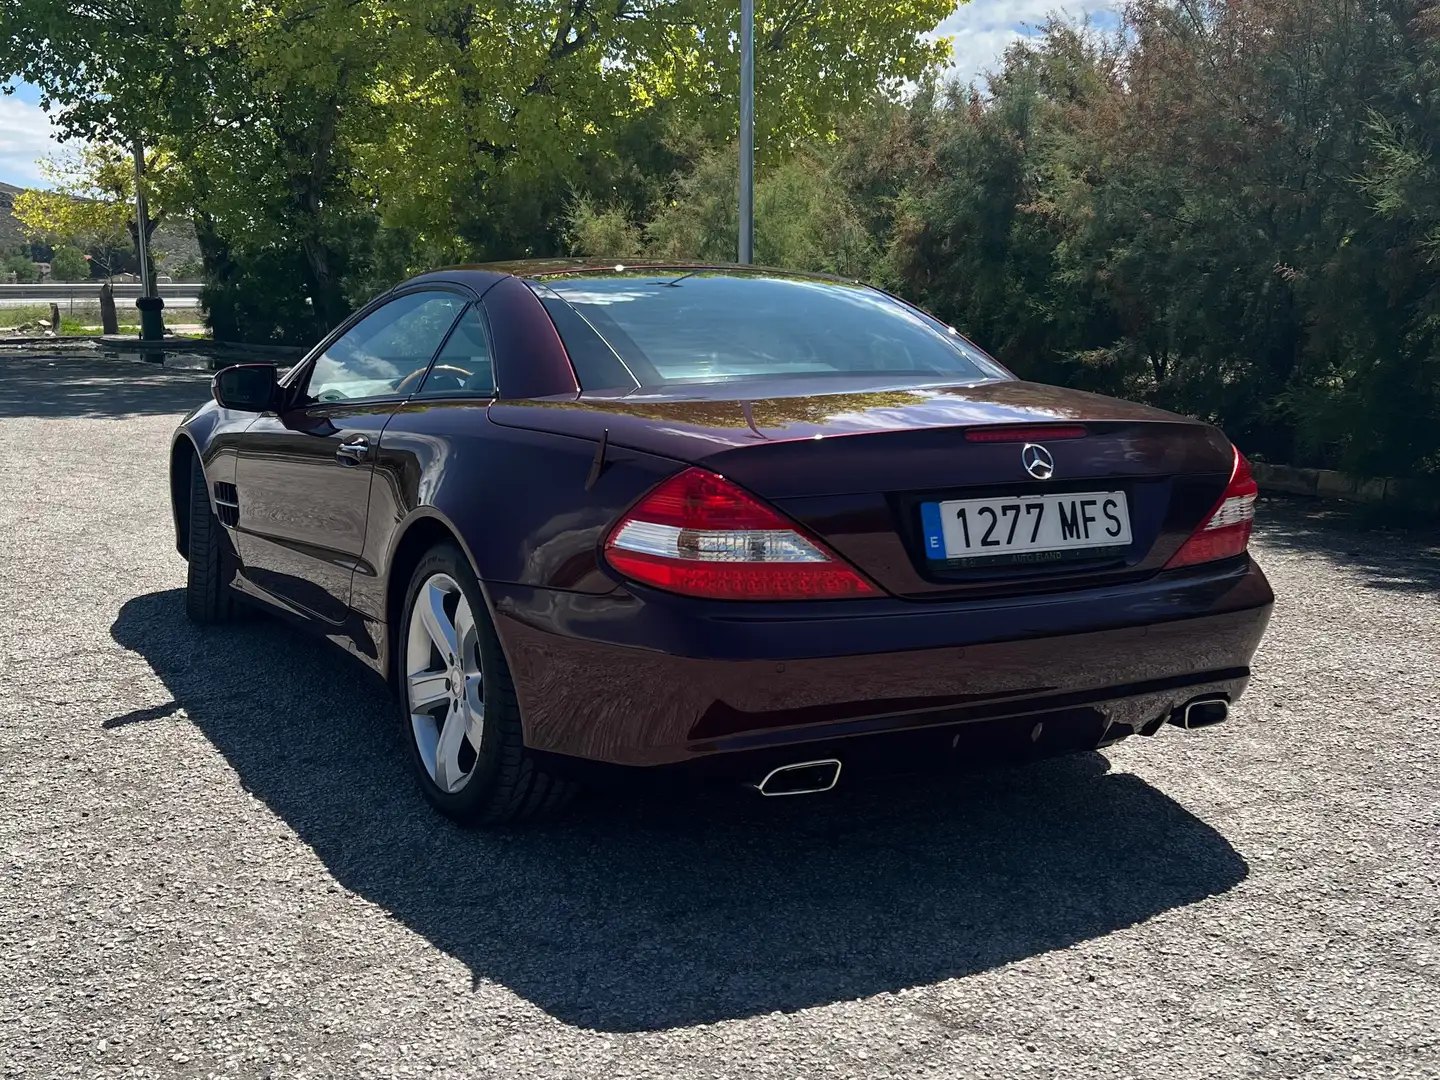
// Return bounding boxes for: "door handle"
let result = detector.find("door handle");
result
[336,437,371,465]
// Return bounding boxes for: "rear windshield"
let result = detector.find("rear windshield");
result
[531,271,1008,391]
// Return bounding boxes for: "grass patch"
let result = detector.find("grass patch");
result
[0,305,54,328]
[3,304,205,338]
[79,323,142,335]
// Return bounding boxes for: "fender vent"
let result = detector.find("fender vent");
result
[213,482,239,527]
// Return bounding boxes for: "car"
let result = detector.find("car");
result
[169,261,1274,824]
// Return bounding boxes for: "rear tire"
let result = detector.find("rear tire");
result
[397,544,578,826]
[184,457,240,625]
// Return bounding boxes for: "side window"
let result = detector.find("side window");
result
[415,307,495,397]
[305,291,465,403]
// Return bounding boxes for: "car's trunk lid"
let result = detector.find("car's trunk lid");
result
[489,381,1238,598]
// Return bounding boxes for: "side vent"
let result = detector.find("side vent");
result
[213,481,239,528]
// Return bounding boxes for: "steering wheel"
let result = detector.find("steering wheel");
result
[394,364,472,396]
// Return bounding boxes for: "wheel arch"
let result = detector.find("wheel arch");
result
[381,508,495,684]
[169,433,203,558]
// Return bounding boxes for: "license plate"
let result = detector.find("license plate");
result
[921,491,1132,562]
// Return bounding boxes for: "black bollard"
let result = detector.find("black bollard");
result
[136,295,165,341]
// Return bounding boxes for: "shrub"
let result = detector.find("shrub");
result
[48,245,90,282]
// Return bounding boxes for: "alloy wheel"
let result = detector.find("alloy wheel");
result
[404,572,484,794]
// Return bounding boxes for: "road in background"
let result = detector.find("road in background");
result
[0,283,203,311]
[0,297,203,310]
[0,283,204,300]
[1,351,1437,1080]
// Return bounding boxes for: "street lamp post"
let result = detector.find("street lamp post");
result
[738,0,755,265]
[132,139,165,341]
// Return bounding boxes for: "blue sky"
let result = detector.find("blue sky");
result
[0,80,57,187]
[933,0,1119,86]
[0,0,1118,189]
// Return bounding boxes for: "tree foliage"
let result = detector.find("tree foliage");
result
[571,143,878,276]
[47,244,89,281]
[1,252,38,283]
[10,147,173,270]
[1,0,956,343]
[590,0,1440,485]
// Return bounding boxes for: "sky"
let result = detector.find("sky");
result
[0,0,1119,190]
[933,0,1119,87]
[0,81,57,188]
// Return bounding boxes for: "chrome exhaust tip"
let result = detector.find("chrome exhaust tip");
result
[755,759,842,797]
[1172,696,1230,730]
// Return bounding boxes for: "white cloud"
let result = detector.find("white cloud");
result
[0,94,62,188]
[933,0,1119,86]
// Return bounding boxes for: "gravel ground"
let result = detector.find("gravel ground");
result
[1,351,1437,1080]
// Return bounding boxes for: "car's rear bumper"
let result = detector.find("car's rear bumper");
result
[489,556,1274,771]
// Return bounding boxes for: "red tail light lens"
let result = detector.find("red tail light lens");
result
[1165,447,1258,569]
[603,468,880,600]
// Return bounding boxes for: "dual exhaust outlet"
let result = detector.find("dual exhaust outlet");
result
[751,696,1229,797]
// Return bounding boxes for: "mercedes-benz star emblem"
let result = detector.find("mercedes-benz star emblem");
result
[1021,443,1055,480]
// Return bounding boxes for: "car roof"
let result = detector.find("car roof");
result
[405,260,859,292]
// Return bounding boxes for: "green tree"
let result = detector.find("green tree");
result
[4,0,962,343]
[863,0,1439,483]
[629,145,878,276]
[11,146,176,285]
[566,196,645,259]
[1,253,39,283]
[48,244,90,281]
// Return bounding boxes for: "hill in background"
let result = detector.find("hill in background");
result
[0,182,27,250]
[1,179,202,279]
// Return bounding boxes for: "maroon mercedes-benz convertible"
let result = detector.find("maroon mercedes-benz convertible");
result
[169,263,1273,824]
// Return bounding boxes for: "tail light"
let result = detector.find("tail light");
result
[603,468,880,600]
[1165,447,1258,569]
[965,424,1087,443]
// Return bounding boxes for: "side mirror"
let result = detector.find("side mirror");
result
[212,363,279,412]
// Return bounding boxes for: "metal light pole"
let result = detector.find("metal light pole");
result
[133,140,153,296]
[132,139,165,340]
[738,0,755,264]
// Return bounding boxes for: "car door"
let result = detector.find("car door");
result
[346,303,502,645]
[232,288,469,624]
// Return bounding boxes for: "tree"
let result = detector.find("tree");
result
[1,253,38,283]
[596,144,878,276]
[365,0,957,242]
[10,146,174,283]
[48,244,90,281]
[861,0,1440,484]
[183,0,959,271]
[3,0,964,343]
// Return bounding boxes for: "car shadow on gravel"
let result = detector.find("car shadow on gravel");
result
[0,353,213,418]
[112,589,1249,1033]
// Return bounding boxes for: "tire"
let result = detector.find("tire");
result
[184,456,240,625]
[397,544,577,825]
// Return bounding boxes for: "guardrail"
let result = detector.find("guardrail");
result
[0,282,204,300]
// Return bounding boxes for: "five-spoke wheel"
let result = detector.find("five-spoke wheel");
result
[397,544,576,824]
[404,572,485,794]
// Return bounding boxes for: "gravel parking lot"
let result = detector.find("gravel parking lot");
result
[2,350,1437,1080]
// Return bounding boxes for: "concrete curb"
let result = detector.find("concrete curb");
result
[0,333,306,360]
[1252,462,1438,514]
[99,335,308,360]
[210,340,309,360]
